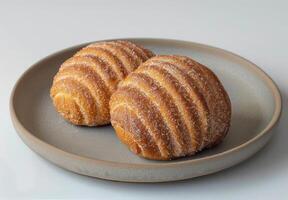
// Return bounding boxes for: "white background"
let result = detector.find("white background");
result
[0,0,287,199]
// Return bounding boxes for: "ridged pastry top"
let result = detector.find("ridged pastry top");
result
[50,40,155,126]
[110,55,231,160]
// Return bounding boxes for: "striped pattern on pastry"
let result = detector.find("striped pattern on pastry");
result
[110,55,231,160]
[50,40,155,126]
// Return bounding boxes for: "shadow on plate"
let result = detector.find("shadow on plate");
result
[35,91,285,192]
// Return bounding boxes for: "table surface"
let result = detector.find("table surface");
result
[1,0,287,199]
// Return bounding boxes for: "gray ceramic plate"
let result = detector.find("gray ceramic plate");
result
[10,38,281,182]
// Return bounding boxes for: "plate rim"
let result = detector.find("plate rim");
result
[10,38,282,169]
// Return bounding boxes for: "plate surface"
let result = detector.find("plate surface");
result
[10,38,281,182]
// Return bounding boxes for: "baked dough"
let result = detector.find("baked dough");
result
[110,55,231,160]
[50,40,155,126]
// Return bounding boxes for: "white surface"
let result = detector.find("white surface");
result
[0,0,287,199]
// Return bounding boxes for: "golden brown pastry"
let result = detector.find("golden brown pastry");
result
[110,55,231,160]
[50,40,155,126]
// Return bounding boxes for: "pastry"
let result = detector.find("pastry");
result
[50,40,155,126]
[110,55,231,160]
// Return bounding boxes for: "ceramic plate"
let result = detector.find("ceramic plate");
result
[10,38,281,182]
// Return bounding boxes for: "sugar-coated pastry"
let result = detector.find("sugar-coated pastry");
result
[50,40,155,126]
[110,55,231,160]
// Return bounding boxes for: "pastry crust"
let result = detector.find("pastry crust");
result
[50,40,155,126]
[110,55,231,160]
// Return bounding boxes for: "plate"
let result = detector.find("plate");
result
[10,38,282,182]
